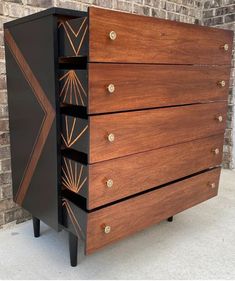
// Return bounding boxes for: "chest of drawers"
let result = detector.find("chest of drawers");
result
[4,7,233,267]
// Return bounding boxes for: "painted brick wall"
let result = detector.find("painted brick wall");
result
[0,0,234,228]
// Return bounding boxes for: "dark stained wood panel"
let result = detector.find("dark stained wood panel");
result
[86,168,221,254]
[89,102,227,163]
[88,135,223,209]
[89,7,233,65]
[88,64,230,114]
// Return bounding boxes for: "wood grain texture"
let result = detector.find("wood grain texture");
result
[89,102,227,163]
[86,168,221,254]
[88,135,224,209]
[88,64,230,114]
[89,7,233,65]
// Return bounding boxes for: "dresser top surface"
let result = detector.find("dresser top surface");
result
[4,7,86,28]
[4,6,233,38]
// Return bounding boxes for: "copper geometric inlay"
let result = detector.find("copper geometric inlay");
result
[62,199,84,239]
[4,29,55,205]
[58,17,88,56]
[61,116,88,148]
[59,70,87,106]
[62,157,87,193]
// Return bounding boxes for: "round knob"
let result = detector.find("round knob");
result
[109,31,117,40]
[208,182,216,189]
[215,115,223,122]
[212,148,220,155]
[107,84,115,93]
[222,44,229,51]
[218,80,226,87]
[106,179,113,188]
[103,225,111,234]
[107,133,115,142]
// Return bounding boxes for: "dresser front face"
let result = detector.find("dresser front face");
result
[58,7,233,255]
[4,7,233,258]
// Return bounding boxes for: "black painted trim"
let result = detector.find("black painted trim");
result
[4,7,87,28]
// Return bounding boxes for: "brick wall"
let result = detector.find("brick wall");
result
[0,0,234,228]
[203,0,235,169]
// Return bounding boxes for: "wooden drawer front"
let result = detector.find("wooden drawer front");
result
[89,8,233,65]
[88,135,223,209]
[86,168,221,254]
[88,64,230,114]
[89,102,226,163]
[61,135,223,209]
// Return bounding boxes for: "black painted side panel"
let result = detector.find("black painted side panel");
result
[5,15,60,230]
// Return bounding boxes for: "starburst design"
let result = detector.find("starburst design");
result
[59,70,87,106]
[62,157,87,194]
[61,115,88,148]
[62,199,84,239]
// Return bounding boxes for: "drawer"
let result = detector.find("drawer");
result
[61,102,226,162]
[88,64,230,114]
[62,135,224,209]
[62,168,221,254]
[89,102,226,163]
[61,102,226,163]
[58,7,233,64]
[59,65,230,113]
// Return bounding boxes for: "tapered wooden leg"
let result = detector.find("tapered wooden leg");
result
[69,232,78,267]
[32,216,40,238]
[167,216,173,222]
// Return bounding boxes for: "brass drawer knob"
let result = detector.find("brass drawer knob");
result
[222,44,229,51]
[103,225,111,234]
[106,179,113,188]
[107,133,115,142]
[107,84,115,93]
[215,115,223,122]
[208,182,216,189]
[218,80,226,87]
[109,31,117,40]
[212,148,220,155]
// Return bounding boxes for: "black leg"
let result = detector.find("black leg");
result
[32,216,40,237]
[69,232,78,267]
[167,216,173,222]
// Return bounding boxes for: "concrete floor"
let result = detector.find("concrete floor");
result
[0,169,235,280]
